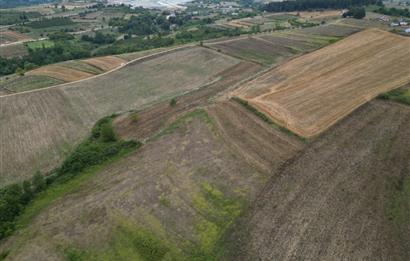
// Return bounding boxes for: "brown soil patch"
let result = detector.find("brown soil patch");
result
[0,30,32,44]
[82,56,126,71]
[226,100,410,260]
[234,29,410,138]
[27,65,94,82]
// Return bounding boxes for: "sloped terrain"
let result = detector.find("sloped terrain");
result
[0,106,302,260]
[234,29,410,138]
[0,47,241,187]
[226,100,410,260]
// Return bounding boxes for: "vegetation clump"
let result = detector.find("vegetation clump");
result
[0,115,140,241]
[378,88,410,106]
[170,98,177,107]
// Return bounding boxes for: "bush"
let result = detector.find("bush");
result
[131,112,139,123]
[32,171,46,193]
[101,122,117,142]
[170,98,177,107]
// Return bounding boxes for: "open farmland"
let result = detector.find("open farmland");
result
[294,23,361,37]
[0,75,64,93]
[0,30,32,44]
[3,56,127,92]
[206,31,339,66]
[0,43,28,58]
[226,100,410,260]
[82,56,126,71]
[234,29,410,138]
[26,65,95,82]
[0,103,303,260]
[0,46,242,186]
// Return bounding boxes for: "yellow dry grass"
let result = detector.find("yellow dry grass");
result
[234,29,410,138]
[26,65,94,82]
[82,56,126,71]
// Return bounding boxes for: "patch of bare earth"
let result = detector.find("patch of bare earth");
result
[82,56,126,71]
[226,100,410,260]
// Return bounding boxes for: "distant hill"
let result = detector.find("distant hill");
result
[0,0,54,8]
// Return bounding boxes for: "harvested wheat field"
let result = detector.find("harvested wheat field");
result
[0,46,241,187]
[226,100,410,260]
[0,104,302,260]
[82,56,126,71]
[234,29,410,138]
[26,65,95,82]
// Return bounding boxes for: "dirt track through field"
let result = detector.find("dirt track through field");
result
[226,100,410,260]
[234,29,410,138]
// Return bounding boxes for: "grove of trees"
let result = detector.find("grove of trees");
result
[263,0,379,12]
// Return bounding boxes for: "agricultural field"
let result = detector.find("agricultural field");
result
[0,43,28,58]
[0,102,303,260]
[0,30,32,44]
[0,75,64,93]
[82,56,126,71]
[205,30,339,66]
[3,56,126,92]
[226,100,410,260]
[26,65,95,82]
[234,29,410,138]
[294,23,362,37]
[0,46,242,186]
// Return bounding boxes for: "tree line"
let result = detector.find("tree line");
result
[263,0,380,12]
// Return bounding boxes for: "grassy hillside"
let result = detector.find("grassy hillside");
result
[0,106,302,260]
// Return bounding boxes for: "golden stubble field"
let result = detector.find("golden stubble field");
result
[234,29,410,138]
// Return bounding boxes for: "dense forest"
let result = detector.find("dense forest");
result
[263,0,380,12]
[0,0,53,8]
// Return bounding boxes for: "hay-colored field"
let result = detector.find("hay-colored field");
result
[82,56,126,71]
[0,47,241,186]
[234,29,410,138]
[26,65,95,82]
[0,43,28,58]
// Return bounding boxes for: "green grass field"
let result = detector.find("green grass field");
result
[26,40,54,49]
